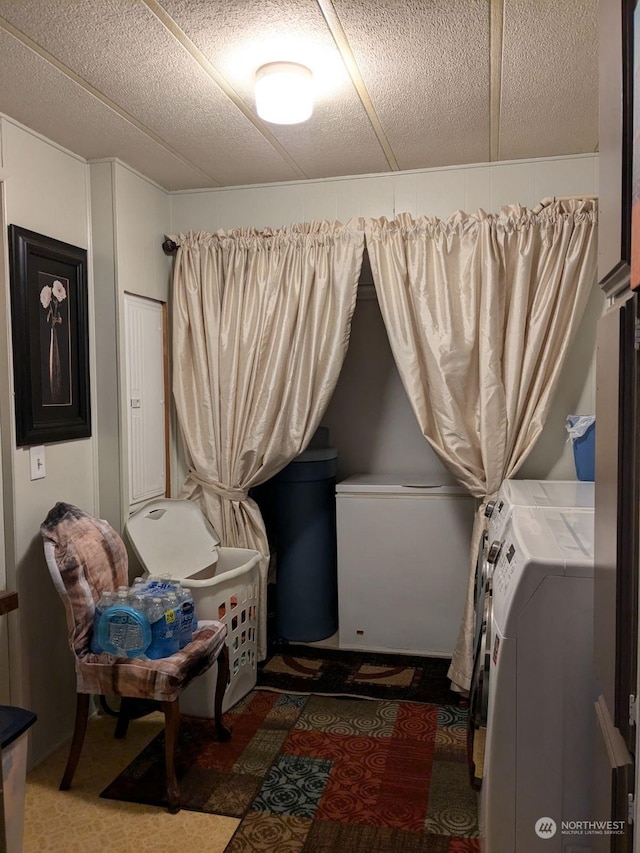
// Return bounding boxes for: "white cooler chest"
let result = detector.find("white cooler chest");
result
[336,475,475,656]
[125,498,261,713]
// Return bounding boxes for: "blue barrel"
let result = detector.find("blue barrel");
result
[271,446,338,642]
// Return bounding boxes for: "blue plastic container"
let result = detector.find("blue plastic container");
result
[271,446,339,643]
[568,416,596,481]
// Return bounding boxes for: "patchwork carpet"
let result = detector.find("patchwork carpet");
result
[101,690,479,852]
[257,643,462,707]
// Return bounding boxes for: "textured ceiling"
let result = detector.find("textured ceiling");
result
[0,0,598,192]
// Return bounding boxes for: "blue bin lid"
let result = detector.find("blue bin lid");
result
[291,446,337,463]
[273,448,338,482]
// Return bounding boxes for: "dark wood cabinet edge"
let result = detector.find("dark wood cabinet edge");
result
[0,591,18,616]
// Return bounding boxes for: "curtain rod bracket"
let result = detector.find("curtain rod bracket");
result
[162,238,178,255]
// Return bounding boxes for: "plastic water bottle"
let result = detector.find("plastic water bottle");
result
[147,574,177,594]
[99,595,151,658]
[131,577,147,594]
[146,597,164,644]
[128,594,151,659]
[176,585,197,648]
[130,593,148,617]
[164,592,181,654]
[91,591,115,653]
[146,595,180,659]
[97,587,150,657]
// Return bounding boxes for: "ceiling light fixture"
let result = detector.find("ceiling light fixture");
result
[255,62,313,125]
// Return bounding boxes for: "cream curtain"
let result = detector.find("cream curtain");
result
[365,200,598,692]
[171,220,365,659]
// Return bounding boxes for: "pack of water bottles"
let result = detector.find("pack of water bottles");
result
[90,576,198,659]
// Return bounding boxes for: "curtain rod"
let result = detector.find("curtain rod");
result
[532,194,598,214]
[161,194,599,250]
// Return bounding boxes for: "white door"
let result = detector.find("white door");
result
[124,294,167,508]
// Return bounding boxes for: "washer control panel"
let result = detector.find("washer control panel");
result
[493,540,518,596]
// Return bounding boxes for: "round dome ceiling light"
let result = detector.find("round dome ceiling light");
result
[255,62,313,125]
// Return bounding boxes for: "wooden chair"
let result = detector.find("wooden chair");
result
[40,501,231,813]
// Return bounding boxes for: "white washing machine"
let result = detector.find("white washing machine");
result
[468,480,595,788]
[487,479,594,544]
[479,505,596,853]
[474,481,594,639]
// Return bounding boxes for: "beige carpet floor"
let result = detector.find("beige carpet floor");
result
[23,711,239,853]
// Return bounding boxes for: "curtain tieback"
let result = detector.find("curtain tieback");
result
[188,471,249,502]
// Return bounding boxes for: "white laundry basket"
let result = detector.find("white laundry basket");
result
[125,499,261,714]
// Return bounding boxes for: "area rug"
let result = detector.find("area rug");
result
[101,690,479,852]
[257,643,462,707]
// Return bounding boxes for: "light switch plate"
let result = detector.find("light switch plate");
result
[29,445,45,480]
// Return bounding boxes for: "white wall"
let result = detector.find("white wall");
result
[171,154,599,231]
[170,154,603,482]
[91,160,172,588]
[0,116,95,763]
[112,162,173,508]
[91,160,172,536]
[324,287,454,482]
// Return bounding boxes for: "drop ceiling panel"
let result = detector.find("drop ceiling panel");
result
[0,1,600,192]
[159,0,392,178]
[0,0,302,186]
[332,0,492,170]
[499,0,598,160]
[0,33,209,190]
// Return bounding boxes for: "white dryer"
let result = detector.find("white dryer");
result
[487,479,594,558]
[475,480,594,636]
[479,505,596,852]
[468,480,595,788]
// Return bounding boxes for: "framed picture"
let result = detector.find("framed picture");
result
[8,225,91,447]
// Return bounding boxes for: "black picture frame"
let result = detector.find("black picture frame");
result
[8,225,91,447]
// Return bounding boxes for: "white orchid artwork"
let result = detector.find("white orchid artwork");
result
[40,278,68,404]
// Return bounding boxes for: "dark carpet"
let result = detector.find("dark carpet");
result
[257,642,462,707]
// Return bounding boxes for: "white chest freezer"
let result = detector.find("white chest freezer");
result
[336,475,476,656]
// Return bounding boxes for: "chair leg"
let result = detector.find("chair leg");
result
[114,697,135,739]
[60,693,90,791]
[214,644,232,742]
[161,699,181,814]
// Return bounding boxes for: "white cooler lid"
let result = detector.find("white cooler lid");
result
[125,498,221,579]
[335,474,469,496]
